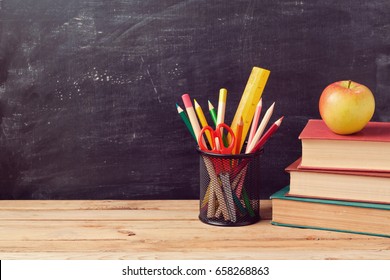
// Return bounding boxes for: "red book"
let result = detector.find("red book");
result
[299,119,390,172]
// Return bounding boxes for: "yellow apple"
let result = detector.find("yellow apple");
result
[319,80,375,134]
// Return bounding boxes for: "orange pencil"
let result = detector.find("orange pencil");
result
[234,117,244,154]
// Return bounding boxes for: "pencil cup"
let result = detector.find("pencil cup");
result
[198,148,262,226]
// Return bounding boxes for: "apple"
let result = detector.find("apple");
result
[319,80,375,135]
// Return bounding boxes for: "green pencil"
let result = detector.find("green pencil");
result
[208,100,218,127]
[209,100,228,147]
[242,188,255,217]
[176,104,197,142]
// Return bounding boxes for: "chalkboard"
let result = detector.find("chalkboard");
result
[0,0,389,199]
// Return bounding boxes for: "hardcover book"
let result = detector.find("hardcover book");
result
[286,158,390,204]
[271,186,390,238]
[299,119,390,172]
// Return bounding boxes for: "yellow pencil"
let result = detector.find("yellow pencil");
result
[217,88,228,146]
[194,99,213,148]
[217,88,227,126]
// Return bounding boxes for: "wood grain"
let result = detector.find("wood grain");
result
[0,200,389,260]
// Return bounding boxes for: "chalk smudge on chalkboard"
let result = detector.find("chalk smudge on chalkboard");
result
[141,56,161,103]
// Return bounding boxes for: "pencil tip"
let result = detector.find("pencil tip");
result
[176,105,183,113]
[276,116,284,125]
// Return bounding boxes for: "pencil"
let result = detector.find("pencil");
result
[181,93,203,145]
[176,104,197,142]
[242,187,255,217]
[217,88,228,147]
[208,100,218,127]
[231,115,282,180]
[220,173,236,223]
[217,88,227,126]
[246,102,275,153]
[232,191,247,215]
[247,99,262,151]
[250,116,284,153]
[235,165,247,197]
[202,156,230,220]
[194,99,213,148]
[234,117,244,154]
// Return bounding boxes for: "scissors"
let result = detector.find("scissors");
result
[198,123,236,155]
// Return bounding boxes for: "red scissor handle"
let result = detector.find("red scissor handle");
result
[198,126,216,152]
[216,123,235,155]
[198,123,235,155]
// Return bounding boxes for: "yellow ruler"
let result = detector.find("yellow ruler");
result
[230,67,270,152]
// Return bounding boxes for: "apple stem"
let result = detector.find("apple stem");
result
[348,80,352,89]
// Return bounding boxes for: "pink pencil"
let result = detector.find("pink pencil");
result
[246,99,262,152]
[230,116,284,180]
[181,93,203,145]
[250,116,284,153]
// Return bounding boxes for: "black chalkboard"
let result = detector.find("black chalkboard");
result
[0,0,389,199]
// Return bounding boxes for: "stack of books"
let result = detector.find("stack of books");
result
[271,119,390,237]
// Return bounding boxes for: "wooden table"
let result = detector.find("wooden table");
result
[0,200,389,259]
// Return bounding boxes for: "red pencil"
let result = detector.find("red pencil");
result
[230,116,284,179]
[249,116,284,153]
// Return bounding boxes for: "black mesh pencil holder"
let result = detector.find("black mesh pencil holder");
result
[198,148,262,226]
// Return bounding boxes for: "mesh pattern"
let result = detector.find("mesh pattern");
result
[198,149,262,226]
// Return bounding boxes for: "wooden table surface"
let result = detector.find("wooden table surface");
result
[0,200,389,260]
